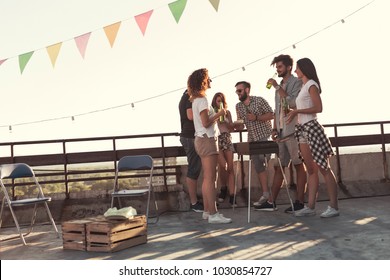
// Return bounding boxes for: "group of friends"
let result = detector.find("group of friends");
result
[178,54,339,224]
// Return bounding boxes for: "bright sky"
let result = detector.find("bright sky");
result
[0,0,389,147]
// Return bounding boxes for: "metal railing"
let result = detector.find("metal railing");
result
[0,121,389,199]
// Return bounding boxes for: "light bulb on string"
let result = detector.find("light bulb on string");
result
[341,19,345,23]
[292,44,296,49]
[71,116,75,121]
[131,103,135,110]
[242,67,246,71]
[9,125,12,133]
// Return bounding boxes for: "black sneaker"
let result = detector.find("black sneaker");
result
[229,195,237,207]
[284,201,304,213]
[190,201,204,212]
[254,201,277,211]
[218,186,227,202]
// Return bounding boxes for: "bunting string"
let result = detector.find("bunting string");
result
[0,0,375,130]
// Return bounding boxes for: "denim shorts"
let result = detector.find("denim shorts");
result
[275,134,302,167]
[180,136,201,180]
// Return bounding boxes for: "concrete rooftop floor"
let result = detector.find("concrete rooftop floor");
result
[1,195,390,260]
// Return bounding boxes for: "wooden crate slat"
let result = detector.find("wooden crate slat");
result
[63,241,86,251]
[87,225,146,243]
[87,235,147,253]
[87,216,146,233]
[62,232,86,241]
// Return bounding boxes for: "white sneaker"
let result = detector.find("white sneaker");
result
[253,195,268,206]
[320,206,340,218]
[294,206,316,217]
[208,213,232,224]
[202,211,210,220]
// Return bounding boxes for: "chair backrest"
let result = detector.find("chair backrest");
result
[0,163,34,180]
[117,155,153,172]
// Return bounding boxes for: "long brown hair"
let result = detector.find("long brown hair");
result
[211,92,227,112]
[297,58,322,93]
[187,68,209,101]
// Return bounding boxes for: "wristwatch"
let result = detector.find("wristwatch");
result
[275,85,281,91]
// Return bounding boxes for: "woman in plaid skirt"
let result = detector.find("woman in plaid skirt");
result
[286,58,339,218]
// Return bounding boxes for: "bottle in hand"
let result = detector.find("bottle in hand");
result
[266,73,277,89]
[219,103,224,122]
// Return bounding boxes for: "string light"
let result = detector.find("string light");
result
[0,0,376,131]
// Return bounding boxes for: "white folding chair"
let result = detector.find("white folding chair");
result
[0,163,59,245]
[111,155,159,224]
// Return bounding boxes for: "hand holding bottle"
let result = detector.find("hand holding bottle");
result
[219,103,225,122]
[266,73,277,89]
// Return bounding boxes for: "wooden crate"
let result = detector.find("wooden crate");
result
[62,218,92,251]
[86,215,147,252]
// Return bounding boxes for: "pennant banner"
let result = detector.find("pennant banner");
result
[19,51,34,74]
[169,0,187,23]
[104,21,122,48]
[74,32,91,59]
[135,10,154,36]
[46,42,63,68]
[209,0,220,12]
[2,0,221,74]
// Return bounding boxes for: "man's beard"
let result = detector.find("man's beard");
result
[239,92,248,102]
[278,70,287,78]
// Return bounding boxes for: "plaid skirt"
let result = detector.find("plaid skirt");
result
[295,119,334,170]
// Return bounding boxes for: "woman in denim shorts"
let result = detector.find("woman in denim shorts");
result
[188,68,232,224]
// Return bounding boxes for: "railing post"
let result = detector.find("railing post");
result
[10,144,15,198]
[380,123,389,181]
[113,138,118,170]
[62,141,69,199]
[333,125,343,184]
[161,135,167,188]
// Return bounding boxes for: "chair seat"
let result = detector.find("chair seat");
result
[9,197,51,206]
[0,163,59,245]
[111,189,148,197]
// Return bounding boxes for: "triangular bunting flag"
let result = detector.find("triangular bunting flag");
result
[74,32,91,59]
[46,42,63,68]
[208,0,220,12]
[0,59,7,66]
[104,21,122,48]
[19,51,34,74]
[135,10,154,36]
[168,0,187,23]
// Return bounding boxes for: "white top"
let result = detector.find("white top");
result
[296,79,319,125]
[192,97,219,138]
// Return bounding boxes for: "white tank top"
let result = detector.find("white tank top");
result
[296,79,319,124]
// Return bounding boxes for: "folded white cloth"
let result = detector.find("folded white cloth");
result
[104,206,137,220]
